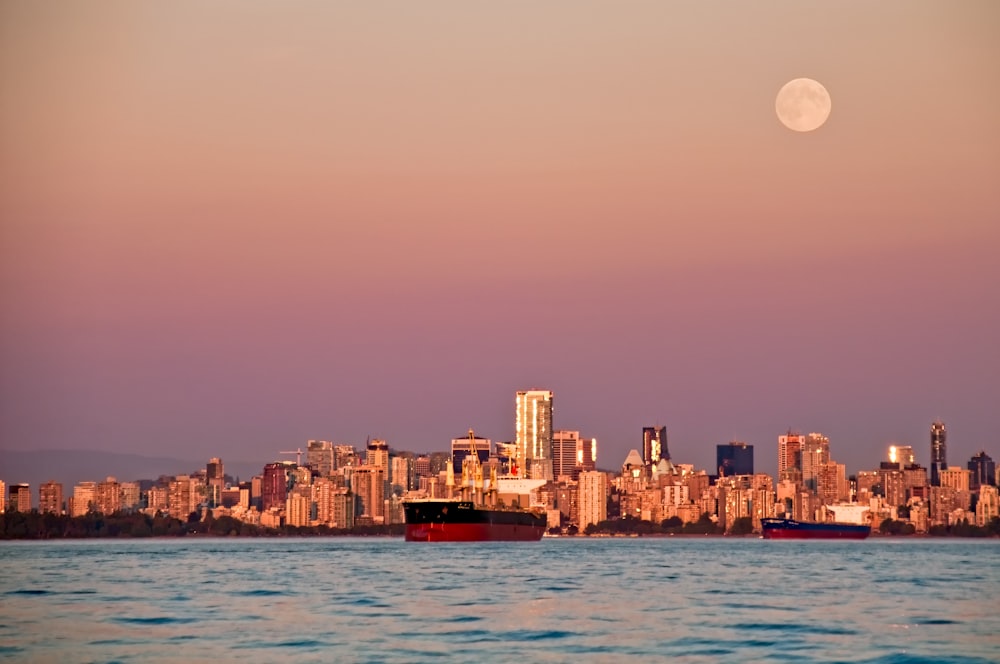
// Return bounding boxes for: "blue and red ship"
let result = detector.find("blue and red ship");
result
[761,517,871,539]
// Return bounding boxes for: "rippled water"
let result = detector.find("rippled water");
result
[1,537,997,663]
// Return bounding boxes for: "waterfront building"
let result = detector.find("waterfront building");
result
[96,477,121,515]
[642,426,669,466]
[975,485,999,527]
[206,458,225,507]
[902,465,929,502]
[717,441,753,477]
[146,486,169,514]
[70,482,97,516]
[261,462,294,512]
[120,482,141,511]
[39,481,63,514]
[876,463,906,508]
[817,461,849,505]
[9,484,31,512]
[351,465,386,522]
[855,470,879,505]
[390,455,412,494]
[552,430,580,480]
[307,440,335,477]
[778,431,804,475]
[578,470,608,532]
[930,421,947,486]
[801,433,831,493]
[168,475,200,520]
[576,436,597,476]
[968,451,996,489]
[285,487,312,527]
[0,480,5,512]
[515,389,554,476]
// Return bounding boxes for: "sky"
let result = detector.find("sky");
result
[1,1,998,481]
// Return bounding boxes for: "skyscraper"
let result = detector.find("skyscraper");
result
[967,451,996,490]
[800,433,831,493]
[515,389,553,475]
[930,421,947,486]
[642,426,669,465]
[9,484,31,512]
[39,481,63,514]
[307,440,335,477]
[716,441,754,477]
[578,470,608,532]
[778,431,804,476]
[552,430,580,480]
[206,457,225,507]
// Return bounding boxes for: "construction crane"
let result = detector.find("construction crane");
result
[279,448,303,466]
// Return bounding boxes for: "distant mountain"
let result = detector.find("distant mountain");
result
[0,449,263,491]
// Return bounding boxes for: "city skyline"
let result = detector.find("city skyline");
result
[1,2,998,476]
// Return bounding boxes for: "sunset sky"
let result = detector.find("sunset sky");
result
[2,1,998,477]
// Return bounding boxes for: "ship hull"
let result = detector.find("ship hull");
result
[403,500,546,542]
[761,518,871,540]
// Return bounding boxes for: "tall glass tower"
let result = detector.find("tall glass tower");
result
[515,390,553,475]
[930,421,947,486]
[642,426,669,465]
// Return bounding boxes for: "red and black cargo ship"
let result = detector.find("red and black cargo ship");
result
[403,500,546,542]
[760,517,871,540]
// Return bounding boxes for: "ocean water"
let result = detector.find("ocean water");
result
[0,537,997,663]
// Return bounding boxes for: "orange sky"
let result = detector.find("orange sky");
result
[1,2,998,475]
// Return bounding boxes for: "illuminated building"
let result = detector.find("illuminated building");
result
[975,485,999,527]
[817,461,848,504]
[351,465,386,522]
[206,457,225,507]
[39,481,63,514]
[0,480,5,512]
[552,430,580,480]
[801,433,830,493]
[168,475,200,520]
[307,440,335,477]
[262,462,294,512]
[576,436,597,476]
[96,477,121,515]
[578,471,607,531]
[642,426,668,465]
[778,430,804,475]
[930,421,947,486]
[888,445,915,468]
[9,484,31,512]
[515,389,553,477]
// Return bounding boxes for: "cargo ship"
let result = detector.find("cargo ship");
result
[760,517,871,540]
[403,429,547,542]
[403,500,546,542]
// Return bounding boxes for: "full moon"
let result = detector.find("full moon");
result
[775,78,831,132]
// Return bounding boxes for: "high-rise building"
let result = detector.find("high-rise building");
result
[778,431,804,475]
[578,470,607,531]
[307,441,335,477]
[930,421,947,486]
[96,477,121,515]
[71,482,97,516]
[451,432,491,473]
[888,445,915,468]
[39,481,63,514]
[120,482,141,511]
[817,462,849,505]
[261,462,294,512]
[366,439,390,469]
[800,433,830,493]
[351,466,386,522]
[9,484,31,512]
[168,475,200,520]
[552,430,581,480]
[716,441,754,477]
[576,436,597,475]
[0,480,5,512]
[642,426,668,465]
[515,390,554,474]
[968,451,996,490]
[206,458,225,507]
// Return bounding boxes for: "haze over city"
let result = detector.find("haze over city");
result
[1,2,998,478]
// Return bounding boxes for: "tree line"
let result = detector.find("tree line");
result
[0,510,405,539]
